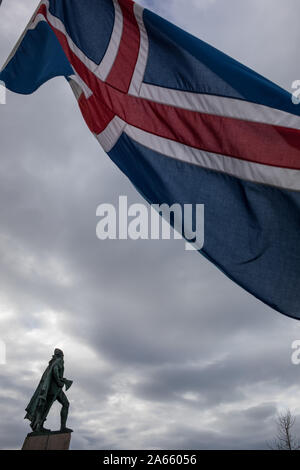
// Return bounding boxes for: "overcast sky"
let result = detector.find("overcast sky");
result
[0,0,300,450]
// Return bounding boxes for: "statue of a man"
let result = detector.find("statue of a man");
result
[25,348,73,433]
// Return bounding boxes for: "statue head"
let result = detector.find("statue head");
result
[54,348,64,357]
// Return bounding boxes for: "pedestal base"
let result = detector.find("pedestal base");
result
[22,430,72,450]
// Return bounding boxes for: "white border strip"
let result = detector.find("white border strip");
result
[96,116,126,152]
[128,3,149,96]
[28,13,47,30]
[124,125,300,191]
[139,83,300,130]
[95,0,123,81]
[68,74,92,99]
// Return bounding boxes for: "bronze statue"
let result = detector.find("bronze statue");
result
[25,348,73,433]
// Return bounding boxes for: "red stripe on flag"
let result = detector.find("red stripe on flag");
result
[100,82,300,171]
[78,94,115,134]
[33,3,46,18]
[105,0,141,93]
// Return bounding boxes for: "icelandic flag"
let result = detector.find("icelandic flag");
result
[1,0,300,319]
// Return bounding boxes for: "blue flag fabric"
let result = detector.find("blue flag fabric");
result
[1,0,300,319]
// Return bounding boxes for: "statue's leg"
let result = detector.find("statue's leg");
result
[57,390,72,432]
[38,395,55,432]
[42,396,54,419]
[31,397,50,432]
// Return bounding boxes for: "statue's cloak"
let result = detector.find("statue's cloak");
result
[24,356,63,423]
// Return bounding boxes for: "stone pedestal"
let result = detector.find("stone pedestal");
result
[22,430,72,450]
